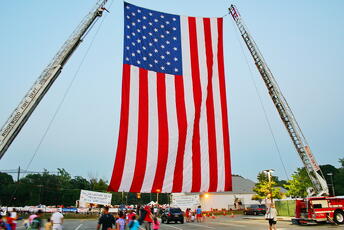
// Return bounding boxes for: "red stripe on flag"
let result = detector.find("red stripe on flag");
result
[203,18,218,192]
[152,73,169,192]
[188,17,202,192]
[217,18,232,191]
[172,75,187,192]
[130,68,149,192]
[108,64,131,192]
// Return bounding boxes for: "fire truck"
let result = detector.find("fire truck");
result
[229,5,344,225]
[293,197,344,225]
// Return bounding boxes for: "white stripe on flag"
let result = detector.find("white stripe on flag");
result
[180,16,194,192]
[210,18,225,191]
[196,17,210,192]
[162,74,179,192]
[119,65,139,192]
[141,71,159,192]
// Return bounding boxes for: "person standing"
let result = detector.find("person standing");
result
[185,208,190,223]
[10,209,18,230]
[30,210,43,230]
[126,210,135,225]
[143,206,153,230]
[96,207,116,230]
[115,212,126,230]
[28,212,38,224]
[45,218,52,230]
[265,203,277,230]
[152,217,160,230]
[51,210,64,230]
[196,206,202,223]
[6,212,15,230]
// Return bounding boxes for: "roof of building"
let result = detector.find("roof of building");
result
[182,175,288,195]
[184,175,256,195]
[225,175,256,194]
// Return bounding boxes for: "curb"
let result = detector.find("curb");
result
[243,217,292,222]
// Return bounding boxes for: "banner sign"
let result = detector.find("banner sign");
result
[79,190,112,205]
[171,193,200,211]
[62,208,77,212]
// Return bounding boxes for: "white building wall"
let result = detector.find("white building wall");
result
[199,193,260,211]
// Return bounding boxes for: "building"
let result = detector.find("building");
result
[172,175,263,211]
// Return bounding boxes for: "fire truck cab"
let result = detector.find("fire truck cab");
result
[292,197,344,225]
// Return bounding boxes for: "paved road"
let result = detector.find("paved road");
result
[16,216,344,230]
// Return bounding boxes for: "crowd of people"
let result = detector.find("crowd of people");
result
[97,206,160,230]
[0,200,279,230]
[0,209,64,230]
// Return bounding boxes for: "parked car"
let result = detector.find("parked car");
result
[161,207,184,224]
[243,204,266,215]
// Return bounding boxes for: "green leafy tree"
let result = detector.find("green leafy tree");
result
[335,158,344,195]
[252,172,282,201]
[90,178,108,191]
[0,173,14,205]
[284,168,312,198]
[284,162,344,197]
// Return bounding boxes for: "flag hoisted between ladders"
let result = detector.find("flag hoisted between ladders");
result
[108,2,232,193]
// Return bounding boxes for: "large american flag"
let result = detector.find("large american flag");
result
[108,2,231,193]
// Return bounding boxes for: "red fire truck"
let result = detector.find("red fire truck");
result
[292,197,344,225]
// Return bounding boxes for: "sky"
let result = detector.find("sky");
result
[0,0,343,183]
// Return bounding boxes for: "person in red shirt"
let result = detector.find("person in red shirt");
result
[185,208,190,223]
[6,212,15,230]
[126,210,136,224]
[143,206,153,230]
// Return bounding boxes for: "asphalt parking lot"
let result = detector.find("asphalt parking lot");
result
[16,215,344,230]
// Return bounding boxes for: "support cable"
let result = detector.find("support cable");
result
[9,0,115,203]
[229,17,290,181]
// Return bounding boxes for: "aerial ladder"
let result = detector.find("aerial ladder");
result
[0,0,109,160]
[229,5,329,197]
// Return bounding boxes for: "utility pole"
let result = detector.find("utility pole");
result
[264,169,274,205]
[156,189,161,204]
[327,173,335,196]
[17,166,20,181]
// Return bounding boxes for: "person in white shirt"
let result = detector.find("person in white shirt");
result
[265,203,277,230]
[51,211,64,230]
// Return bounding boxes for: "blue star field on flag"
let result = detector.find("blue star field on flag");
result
[123,2,183,75]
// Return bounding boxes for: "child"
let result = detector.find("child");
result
[190,213,195,222]
[45,218,52,230]
[152,217,160,230]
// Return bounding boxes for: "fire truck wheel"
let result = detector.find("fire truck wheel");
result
[333,210,344,224]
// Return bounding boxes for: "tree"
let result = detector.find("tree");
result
[284,168,312,198]
[0,173,14,205]
[284,162,344,197]
[252,172,282,202]
[0,172,14,185]
[339,158,344,167]
[90,178,108,192]
[335,158,344,195]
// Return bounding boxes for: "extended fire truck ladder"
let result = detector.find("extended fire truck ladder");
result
[229,5,329,197]
[0,0,108,159]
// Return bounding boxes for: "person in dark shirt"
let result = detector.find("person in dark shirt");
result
[96,207,116,230]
